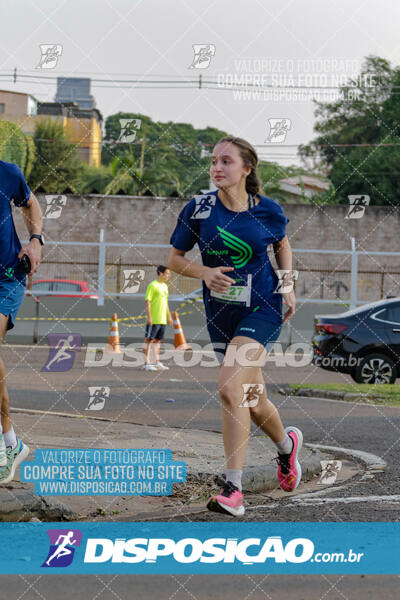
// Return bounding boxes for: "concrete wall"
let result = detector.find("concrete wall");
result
[12,194,400,301]
[12,193,398,253]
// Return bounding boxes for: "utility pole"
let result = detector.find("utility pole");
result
[138,130,146,196]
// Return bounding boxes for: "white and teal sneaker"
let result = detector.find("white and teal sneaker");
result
[0,434,7,467]
[0,439,30,485]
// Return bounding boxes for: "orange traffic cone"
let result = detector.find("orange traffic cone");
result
[172,311,191,350]
[107,313,122,353]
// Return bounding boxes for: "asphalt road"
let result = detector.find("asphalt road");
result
[2,345,400,598]
[0,573,397,600]
[4,346,400,522]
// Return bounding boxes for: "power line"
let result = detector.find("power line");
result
[1,70,394,91]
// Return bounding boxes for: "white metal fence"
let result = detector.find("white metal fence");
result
[24,230,400,308]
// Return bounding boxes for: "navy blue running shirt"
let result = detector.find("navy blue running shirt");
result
[170,190,290,325]
[0,160,31,282]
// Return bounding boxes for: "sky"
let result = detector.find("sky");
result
[0,0,399,166]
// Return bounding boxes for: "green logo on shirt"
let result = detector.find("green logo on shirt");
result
[5,267,14,278]
[205,249,229,256]
[216,226,253,268]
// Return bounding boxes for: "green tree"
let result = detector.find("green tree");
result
[80,163,112,194]
[299,55,399,205]
[29,118,83,193]
[0,121,33,176]
[102,113,227,196]
[103,147,176,196]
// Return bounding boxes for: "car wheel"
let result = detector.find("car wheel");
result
[354,353,397,384]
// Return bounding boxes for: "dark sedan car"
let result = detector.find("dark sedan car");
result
[311,297,400,384]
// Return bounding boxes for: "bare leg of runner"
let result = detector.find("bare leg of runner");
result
[218,335,286,470]
[0,314,12,434]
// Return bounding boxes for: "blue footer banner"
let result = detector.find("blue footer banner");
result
[0,522,398,574]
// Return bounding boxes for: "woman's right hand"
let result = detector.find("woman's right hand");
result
[203,266,236,293]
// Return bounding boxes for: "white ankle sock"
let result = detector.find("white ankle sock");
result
[4,427,17,450]
[225,469,242,491]
[276,434,293,455]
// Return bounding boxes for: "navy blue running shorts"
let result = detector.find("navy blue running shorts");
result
[206,304,282,365]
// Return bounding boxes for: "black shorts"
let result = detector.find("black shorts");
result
[145,324,166,340]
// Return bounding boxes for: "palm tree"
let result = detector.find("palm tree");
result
[105,147,179,196]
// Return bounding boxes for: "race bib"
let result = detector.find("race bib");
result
[210,274,252,307]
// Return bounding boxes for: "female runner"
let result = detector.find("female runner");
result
[168,136,302,516]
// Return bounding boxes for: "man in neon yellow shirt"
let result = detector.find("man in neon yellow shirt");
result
[143,265,173,371]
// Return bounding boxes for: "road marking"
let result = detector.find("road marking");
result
[291,495,400,506]
[249,495,400,511]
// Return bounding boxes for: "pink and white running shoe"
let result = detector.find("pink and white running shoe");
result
[207,480,245,516]
[275,426,303,492]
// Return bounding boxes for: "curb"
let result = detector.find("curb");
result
[219,438,385,494]
[193,446,324,493]
[1,409,370,515]
[243,445,323,492]
[7,407,323,502]
[240,440,387,493]
[306,443,387,473]
[0,488,76,522]
[278,385,393,407]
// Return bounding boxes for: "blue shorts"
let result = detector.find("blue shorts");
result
[206,303,282,364]
[0,276,26,331]
[145,324,166,340]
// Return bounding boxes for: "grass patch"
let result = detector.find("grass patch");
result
[289,383,400,405]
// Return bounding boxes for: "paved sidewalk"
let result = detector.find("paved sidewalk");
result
[0,410,323,521]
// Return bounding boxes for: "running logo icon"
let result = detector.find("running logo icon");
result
[42,334,82,372]
[188,44,216,69]
[191,195,216,219]
[36,44,63,69]
[274,270,299,294]
[118,119,141,143]
[345,195,370,219]
[216,226,253,268]
[318,460,342,485]
[239,384,264,408]
[42,529,82,568]
[44,195,67,219]
[86,386,110,411]
[265,118,291,143]
[121,269,145,293]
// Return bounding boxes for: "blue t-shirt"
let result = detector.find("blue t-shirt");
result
[169,190,290,325]
[0,160,31,283]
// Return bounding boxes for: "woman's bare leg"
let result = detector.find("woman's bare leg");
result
[218,336,285,470]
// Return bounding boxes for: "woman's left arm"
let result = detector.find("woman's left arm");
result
[272,235,296,324]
